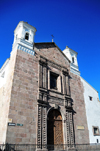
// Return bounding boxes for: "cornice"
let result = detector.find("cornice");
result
[17,44,35,56]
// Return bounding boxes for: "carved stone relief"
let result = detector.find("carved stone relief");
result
[37,58,75,150]
[66,110,74,147]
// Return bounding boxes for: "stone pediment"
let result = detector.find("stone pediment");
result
[34,42,70,70]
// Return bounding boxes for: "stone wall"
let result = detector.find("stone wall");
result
[6,49,38,144]
[70,73,89,144]
[35,43,89,144]
[2,42,89,145]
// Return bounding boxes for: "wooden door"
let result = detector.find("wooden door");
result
[47,109,63,146]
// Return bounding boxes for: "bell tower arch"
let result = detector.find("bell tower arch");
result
[12,21,36,56]
[63,46,80,76]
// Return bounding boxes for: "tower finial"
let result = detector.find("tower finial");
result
[51,35,54,42]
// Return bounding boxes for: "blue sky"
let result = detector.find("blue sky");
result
[0,0,100,95]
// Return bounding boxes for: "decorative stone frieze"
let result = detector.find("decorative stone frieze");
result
[48,61,61,71]
[48,95,64,106]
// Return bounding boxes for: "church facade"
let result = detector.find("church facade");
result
[0,21,99,150]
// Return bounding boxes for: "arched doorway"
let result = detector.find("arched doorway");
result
[47,109,63,148]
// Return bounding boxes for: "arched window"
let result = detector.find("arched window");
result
[25,32,29,40]
[72,57,74,63]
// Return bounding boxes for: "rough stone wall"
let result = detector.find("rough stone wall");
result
[70,73,89,144]
[6,49,38,144]
[34,43,70,71]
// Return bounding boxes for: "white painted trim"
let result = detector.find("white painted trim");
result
[0,59,10,73]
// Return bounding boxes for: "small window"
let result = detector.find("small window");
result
[25,33,29,40]
[97,139,99,143]
[72,57,74,63]
[93,126,99,136]
[50,72,58,90]
[89,96,92,101]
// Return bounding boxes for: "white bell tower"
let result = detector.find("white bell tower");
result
[63,46,80,76]
[12,21,36,56]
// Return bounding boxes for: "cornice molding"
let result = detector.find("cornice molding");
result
[18,44,35,56]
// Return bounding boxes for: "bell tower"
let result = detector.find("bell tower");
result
[12,21,36,55]
[63,46,80,75]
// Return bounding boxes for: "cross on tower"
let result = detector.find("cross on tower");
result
[51,35,54,42]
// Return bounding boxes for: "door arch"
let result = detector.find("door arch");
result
[47,109,63,146]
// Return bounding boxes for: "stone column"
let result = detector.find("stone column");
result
[66,111,70,146]
[39,63,43,88]
[43,66,47,89]
[42,106,47,150]
[37,104,47,151]
[62,73,67,95]
[66,110,75,148]
[69,112,74,147]
[66,75,69,96]
[62,70,70,96]
[37,105,42,149]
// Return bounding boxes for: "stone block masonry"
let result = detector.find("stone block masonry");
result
[0,41,89,146]
[6,49,39,144]
[70,73,89,144]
